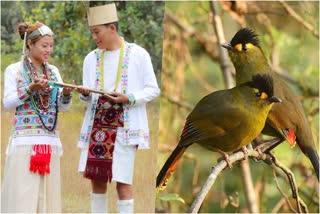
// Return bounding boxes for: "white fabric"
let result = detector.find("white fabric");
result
[91,193,107,213]
[117,199,134,213]
[112,130,136,184]
[79,128,136,185]
[78,42,160,151]
[1,145,61,213]
[3,61,71,148]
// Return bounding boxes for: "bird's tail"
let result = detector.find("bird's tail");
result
[304,147,320,181]
[156,146,187,190]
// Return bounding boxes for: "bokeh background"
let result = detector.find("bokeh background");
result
[156,1,319,213]
[1,1,164,212]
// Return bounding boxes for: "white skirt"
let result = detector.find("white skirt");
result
[1,145,62,213]
[79,129,136,185]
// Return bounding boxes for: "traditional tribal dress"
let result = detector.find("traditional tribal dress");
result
[1,59,71,213]
[84,98,124,182]
[78,39,160,184]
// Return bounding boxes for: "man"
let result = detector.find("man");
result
[76,3,160,213]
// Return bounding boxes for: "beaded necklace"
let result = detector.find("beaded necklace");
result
[24,56,59,131]
[25,56,53,114]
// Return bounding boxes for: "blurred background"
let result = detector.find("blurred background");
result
[1,1,164,212]
[156,1,319,213]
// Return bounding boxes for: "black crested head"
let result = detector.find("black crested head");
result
[230,28,260,47]
[248,74,274,97]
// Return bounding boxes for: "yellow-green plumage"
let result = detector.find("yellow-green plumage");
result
[157,74,281,189]
[223,28,319,180]
[180,84,273,152]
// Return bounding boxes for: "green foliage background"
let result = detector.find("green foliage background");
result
[1,1,164,84]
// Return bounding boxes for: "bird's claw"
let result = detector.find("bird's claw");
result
[239,146,248,161]
[253,148,264,162]
[217,154,232,169]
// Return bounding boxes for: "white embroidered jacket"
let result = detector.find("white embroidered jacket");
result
[78,42,160,151]
[3,61,71,151]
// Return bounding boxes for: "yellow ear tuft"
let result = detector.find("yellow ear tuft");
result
[246,43,255,50]
[260,92,268,99]
[234,43,242,52]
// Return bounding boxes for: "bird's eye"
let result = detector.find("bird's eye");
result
[256,92,261,97]
[243,44,248,51]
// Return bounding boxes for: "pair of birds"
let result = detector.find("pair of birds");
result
[157,28,319,189]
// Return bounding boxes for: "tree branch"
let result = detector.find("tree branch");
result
[188,150,265,213]
[272,169,297,212]
[269,154,309,213]
[188,150,309,213]
[278,0,319,39]
[210,0,234,89]
[240,157,259,213]
[161,92,193,111]
[165,10,220,63]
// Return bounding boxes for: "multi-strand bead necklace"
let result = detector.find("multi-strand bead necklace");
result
[24,56,58,131]
[25,56,53,115]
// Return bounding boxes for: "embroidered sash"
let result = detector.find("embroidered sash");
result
[84,97,124,182]
[79,41,132,147]
[84,40,128,182]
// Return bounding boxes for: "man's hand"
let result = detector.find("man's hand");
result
[105,91,129,104]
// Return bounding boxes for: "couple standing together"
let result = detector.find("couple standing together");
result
[1,3,160,213]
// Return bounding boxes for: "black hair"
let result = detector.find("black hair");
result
[230,28,260,47]
[104,22,119,32]
[248,74,274,97]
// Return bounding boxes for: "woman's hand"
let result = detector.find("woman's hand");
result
[62,80,75,95]
[75,85,90,96]
[105,91,129,104]
[28,78,49,92]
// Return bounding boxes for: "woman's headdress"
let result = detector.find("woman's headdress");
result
[21,24,29,57]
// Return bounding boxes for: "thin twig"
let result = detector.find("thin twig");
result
[278,0,319,39]
[269,154,309,213]
[240,157,260,213]
[210,0,234,89]
[162,92,193,111]
[188,150,265,213]
[165,10,220,63]
[272,168,297,212]
[272,198,287,213]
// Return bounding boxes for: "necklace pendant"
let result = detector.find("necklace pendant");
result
[103,102,111,109]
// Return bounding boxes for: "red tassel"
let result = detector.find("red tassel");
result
[29,145,52,176]
[84,159,113,183]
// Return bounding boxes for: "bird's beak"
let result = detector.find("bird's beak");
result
[269,96,282,103]
[221,42,233,51]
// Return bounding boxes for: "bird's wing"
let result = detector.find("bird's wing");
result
[179,91,244,147]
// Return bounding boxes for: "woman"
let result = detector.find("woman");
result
[1,22,73,212]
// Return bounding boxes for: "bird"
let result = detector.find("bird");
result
[157,74,281,189]
[222,28,319,180]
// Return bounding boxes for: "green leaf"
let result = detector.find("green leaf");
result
[159,193,185,204]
